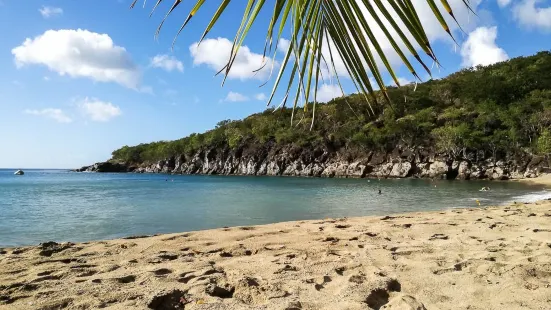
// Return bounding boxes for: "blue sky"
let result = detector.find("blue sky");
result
[0,0,549,168]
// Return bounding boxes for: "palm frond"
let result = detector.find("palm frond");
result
[132,0,471,123]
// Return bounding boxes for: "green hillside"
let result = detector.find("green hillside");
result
[111,51,551,164]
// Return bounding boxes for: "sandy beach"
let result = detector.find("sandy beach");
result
[516,174,551,187]
[1,201,551,310]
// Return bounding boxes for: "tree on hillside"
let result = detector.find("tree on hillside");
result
[131,0,473,124]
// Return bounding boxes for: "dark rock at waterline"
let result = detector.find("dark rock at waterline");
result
[74,162,133,173]
[77,143,551,181]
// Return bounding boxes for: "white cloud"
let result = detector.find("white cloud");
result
[139,86,154,95]
[513,0,551,31]
[314,0,484,80]
[78,98,122,122]
[164,89,178,97]
[223,91,249,102]
[389,77,413,87]
[460,26,509,67]
[316,84,343,103]
[150,54,184,72]
[12,29,140,89]
[255,93,267,101]
[39,6,63,18]
[190,37,277,81]
[24,108,72,123]
[43,76,50,81]
[497,0,513,7]
[278,38,290,54]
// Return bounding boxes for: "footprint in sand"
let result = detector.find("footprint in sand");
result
[31,274,62,283]
[148,289,188,310]
[335,224,350,229]
[36,270,54,276]
[116,275,136,284]
[429,234,449,240]
[219,252,233,258]
[275,265,298,274]
[323,237,339,243]
[313,275,332,291]
[75,270,97,277]
[177,273,196,284]
[152,268,173,276]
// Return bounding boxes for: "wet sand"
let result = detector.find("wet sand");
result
[1,201,551,309]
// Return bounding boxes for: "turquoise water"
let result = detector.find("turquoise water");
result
[0,169,548,247]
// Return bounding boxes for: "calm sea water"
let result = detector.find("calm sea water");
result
[0,169,548,247]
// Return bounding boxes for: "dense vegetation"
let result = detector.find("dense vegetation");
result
[112,51,551,164]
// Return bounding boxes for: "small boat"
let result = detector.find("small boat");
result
[14,170,24,175]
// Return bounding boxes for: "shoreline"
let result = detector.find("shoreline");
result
[2,202,551,309]
[514,174,551,187]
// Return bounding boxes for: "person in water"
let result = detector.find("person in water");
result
[378,189,382,195]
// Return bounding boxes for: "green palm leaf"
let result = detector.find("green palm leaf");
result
[132,0,472,119]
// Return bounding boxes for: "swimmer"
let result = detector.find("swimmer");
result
[378,189,382,195]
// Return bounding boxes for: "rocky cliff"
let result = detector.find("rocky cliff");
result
[76,142,551,180]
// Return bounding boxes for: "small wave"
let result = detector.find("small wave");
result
[509,191,551,203]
